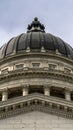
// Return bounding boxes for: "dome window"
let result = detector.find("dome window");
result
[1,68,8,74]
[16,64,24,70]
[50,87,65,99]
[64,67,71,73]
[0,93,2,101]
[49,64,56,70]
[29,86,44,94]
[71,92,73,101]
[8,87,22,99]
[32,63,40,68]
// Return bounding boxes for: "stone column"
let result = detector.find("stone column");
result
[22,85,29,96]
[44,86,50,96]
[2,88,8,101]
[65,88,71,101]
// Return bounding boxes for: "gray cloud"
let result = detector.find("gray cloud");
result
[0,0,73,47]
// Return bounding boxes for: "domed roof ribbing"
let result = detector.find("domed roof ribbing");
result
[0,17,73,59]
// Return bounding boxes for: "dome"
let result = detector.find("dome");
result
[0,17,73,59]
[0,17,73,125]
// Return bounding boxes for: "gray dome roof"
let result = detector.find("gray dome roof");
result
[0,17,73,59]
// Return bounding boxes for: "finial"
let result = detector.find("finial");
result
[34,17,38,21]
[27,17,45,33]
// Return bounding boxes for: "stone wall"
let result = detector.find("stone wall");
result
[0,111,73,130]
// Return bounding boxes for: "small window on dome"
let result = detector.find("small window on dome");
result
[49,64,56,70]
[16,64,24,70]
[1,68,8,74]
[32,63,40,68]
[64,67,71,73]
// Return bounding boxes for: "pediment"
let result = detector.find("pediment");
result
[0,93,73,120]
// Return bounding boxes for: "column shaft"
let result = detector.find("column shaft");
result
[44,87,50,96]
[2,89,8,101]
[65,89,71,101]
[22,86,28,96]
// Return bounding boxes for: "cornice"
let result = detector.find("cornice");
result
[0,93,73,120]
[0,68,73,84]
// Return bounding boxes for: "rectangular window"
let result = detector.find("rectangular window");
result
[1,68,8,74]
[16,64,24,70]
[64,67,71,73]
[49,64,56,70]
[32,63,40,68]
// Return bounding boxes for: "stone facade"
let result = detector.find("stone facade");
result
[0,111,73,130]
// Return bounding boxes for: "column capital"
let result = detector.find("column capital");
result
[64,87,71,92]
[43,84,51,89]
[2,87,8,92]
[22,84,29,89]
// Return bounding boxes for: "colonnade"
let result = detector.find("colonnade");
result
[1,85,71,102]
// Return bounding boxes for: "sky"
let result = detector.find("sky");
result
[0,0,73,47]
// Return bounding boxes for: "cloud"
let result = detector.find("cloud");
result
[0,0,73,47]
[0,28,24,47]
[0,29,12,46]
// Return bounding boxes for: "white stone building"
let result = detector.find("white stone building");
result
[0,18,73,130]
